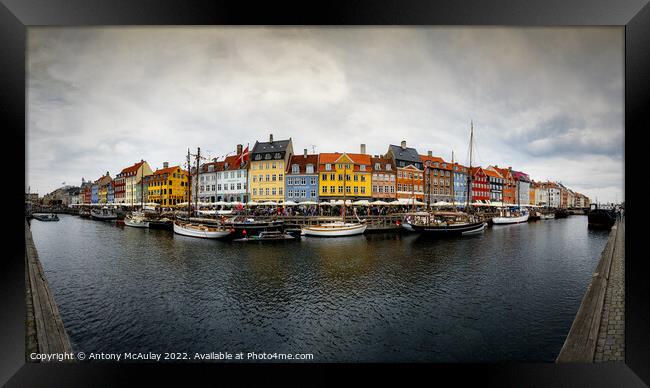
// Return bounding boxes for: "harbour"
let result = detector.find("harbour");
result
[29,212,612,362]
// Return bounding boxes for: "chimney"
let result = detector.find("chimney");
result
[163,162,169,169]
[304,148,308,158]
[360,143,366,154]
[106,171,109,176]
[237,144,243,155]
[269,134,274,142]
[212,158,218,163]
[427,150,432,157]
[401,140,407,149]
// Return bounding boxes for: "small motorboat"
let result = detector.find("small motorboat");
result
[91,207,117,221]
[539,212,555,220]
[124,212,149,228]
[32,213,59,222]
[173,221,233,239]
[148,217,174,230]
[233,230,298,242]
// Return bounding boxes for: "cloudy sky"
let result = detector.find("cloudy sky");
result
[27,27,624,203]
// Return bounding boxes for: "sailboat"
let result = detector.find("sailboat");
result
[302,165,367,237]
[173,148,234,239]
[408,121,486,236]
[492,176,529,224]
[125,165,150,228]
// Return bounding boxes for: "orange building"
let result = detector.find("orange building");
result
[386,141,424,201]
[419,152,453,204]
[490,165,516,204]
[318,152,372,201]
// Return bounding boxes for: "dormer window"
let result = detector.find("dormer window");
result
[264,154,271,160]
[255,154,262,160]
[274,153,281,159]
[325,163,332,171]
[360,165,366,171]
[306,164,314,174]
[386,164,391,171]
[292,164,300,174]
[375,163,380,170]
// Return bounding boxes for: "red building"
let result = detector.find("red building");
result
[469,167,490,202]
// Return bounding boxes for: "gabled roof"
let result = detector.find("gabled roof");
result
[512,170,530,182]
[387,144,420,163]
[152,165,185,176]
[119,161,145,176]
[318,152,371,166]
[419,154,452,170]
[287,154,319,174]
[484,168,503,178]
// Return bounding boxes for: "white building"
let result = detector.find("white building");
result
[194,145,249,203]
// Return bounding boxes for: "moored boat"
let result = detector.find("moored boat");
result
[32,213,59,222]
[148,217,173,230]
[409,211,486,236]
[587,204,616,229]
[90,207,117,221]
[302,220,367,237]
[539,212,555,220]
[233,230,298,242]
[173,221,233,239]
[124,215,149,228]
[492,208,529,224]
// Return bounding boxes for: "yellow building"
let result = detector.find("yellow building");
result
[249,134,293,203]
[318,152,372,201]
[146,162,188,207]
[96,172,112,204]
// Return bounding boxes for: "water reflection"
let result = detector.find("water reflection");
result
[30,214,609,362]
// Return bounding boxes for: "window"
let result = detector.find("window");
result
[330,173,335,181]
[375,163,380,170]
[310,177,316,185]
[325,163,332,171]
[272,174,277,182]
[266,174,270,182]
[311,189,316,198]
[322,186,327,193]
[361,187,366,194]
[338,186,343,193]
[322,174,327,181]
[255,154,261,160]
[279,174,283,181]
[272,188,276,196]
[330,185,335,193]
[353,186,358,194]
[346,186,351,194]
[292,165,299,174]
[360,165,366,171]
[361,176,366,182]
[386,164,391,171]
[306,165,314,174]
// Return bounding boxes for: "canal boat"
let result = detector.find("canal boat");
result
[302,165,367,237]
[587,203,616,229]
[400,212,431,232]
[32,213,59,222]
[409,211,486,236]
[223,217,285,237]
[173,221,233,239]
[90,207,117,221]
[125,211,149,228]
[539,212,555,220]
[148,217,174,230]
[233,230,298,242]
[492,207,529,224]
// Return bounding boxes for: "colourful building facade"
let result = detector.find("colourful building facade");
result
[370,156,396,200]
[318,152,372,201]
[285,151,319,203]
[249,135,293,203]
[386,141,424,201]
[146,163,188,207]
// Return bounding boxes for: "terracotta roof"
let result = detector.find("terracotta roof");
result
[318,152,371,166]
[153,165,186,176]
[370,157,395,172]
[287,154,319,174]
[484,168,503,178]
[119,161,145,175]
[419,154,452,170]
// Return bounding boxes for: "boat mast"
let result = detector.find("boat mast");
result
[187,148,192,218]
[411,169,416,211]
[466,120,474,213]
[195,147,201,216]
[342,162,347,220]
[451,150,455,211]
[140,163,144,211]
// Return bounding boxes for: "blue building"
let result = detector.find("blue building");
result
[453,163,469,206]
[107,182,115,203]
[285,151,319,203]
[91,182,99,204]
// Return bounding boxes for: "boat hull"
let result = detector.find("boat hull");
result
[587,210,616,229]
[492,214,529,224]
[148,220,173,230]
[32,214,59,221]
[302,223,367,237]
[540,213,555,220]
[173,222,232,239]
[124,218,149,228]
[410,221,486,236]
[90,213,117,221]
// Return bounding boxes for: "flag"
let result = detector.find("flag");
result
[235,145,250,168]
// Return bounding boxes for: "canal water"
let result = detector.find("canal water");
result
[30,214,609,362]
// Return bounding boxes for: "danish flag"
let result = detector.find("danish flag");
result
[235,144,250,168]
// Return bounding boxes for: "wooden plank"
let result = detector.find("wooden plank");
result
[556,220,621,362]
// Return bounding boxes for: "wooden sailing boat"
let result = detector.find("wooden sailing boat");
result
[409,121,486,236]
[302,161,367,237]
[173,148,233,239]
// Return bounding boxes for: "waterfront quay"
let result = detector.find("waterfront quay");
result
[556,217,625,363]
[28,214,612,362]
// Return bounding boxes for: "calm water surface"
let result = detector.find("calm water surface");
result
[30,214,609,362]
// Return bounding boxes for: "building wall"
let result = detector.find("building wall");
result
[249,160,287,202]
[318,155,372,200]
[454,171,468,205]
[147,166,188,207]
[285,174,318,202]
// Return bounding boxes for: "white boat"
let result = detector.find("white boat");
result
[539,212,555,220]
[492,211,529,224]
[124,215,149,228]
[173,221,233,239]
[302,220,367,237]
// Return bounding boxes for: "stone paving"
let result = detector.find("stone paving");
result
[594,220,625,362]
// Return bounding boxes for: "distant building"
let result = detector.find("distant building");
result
[370,155,396,200]
[490,166,516,204]
[483,166,504,203]
[420,152,453,204]
[285,149,319,203]
[146,163,188,207]
[453,163,469,206]
[249,134,293,203]
[386,141,424,201]
[115,160,153,205]
[512,170,531,206]
[195,144,249,203]
[318,151,372,201]
[469,167,489,202]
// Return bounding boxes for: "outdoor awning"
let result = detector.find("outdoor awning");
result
[371,200,389,205]
[246,201,259,206]
[352,200,370,206]
[299,200,318,205]
[283,200,299,206]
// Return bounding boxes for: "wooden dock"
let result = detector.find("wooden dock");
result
[25,219,74,361]
[556,218,624,362]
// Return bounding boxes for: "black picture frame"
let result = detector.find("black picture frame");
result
[1,0,648,385]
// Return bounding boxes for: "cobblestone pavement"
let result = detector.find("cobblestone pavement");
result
[594,220,625,362]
